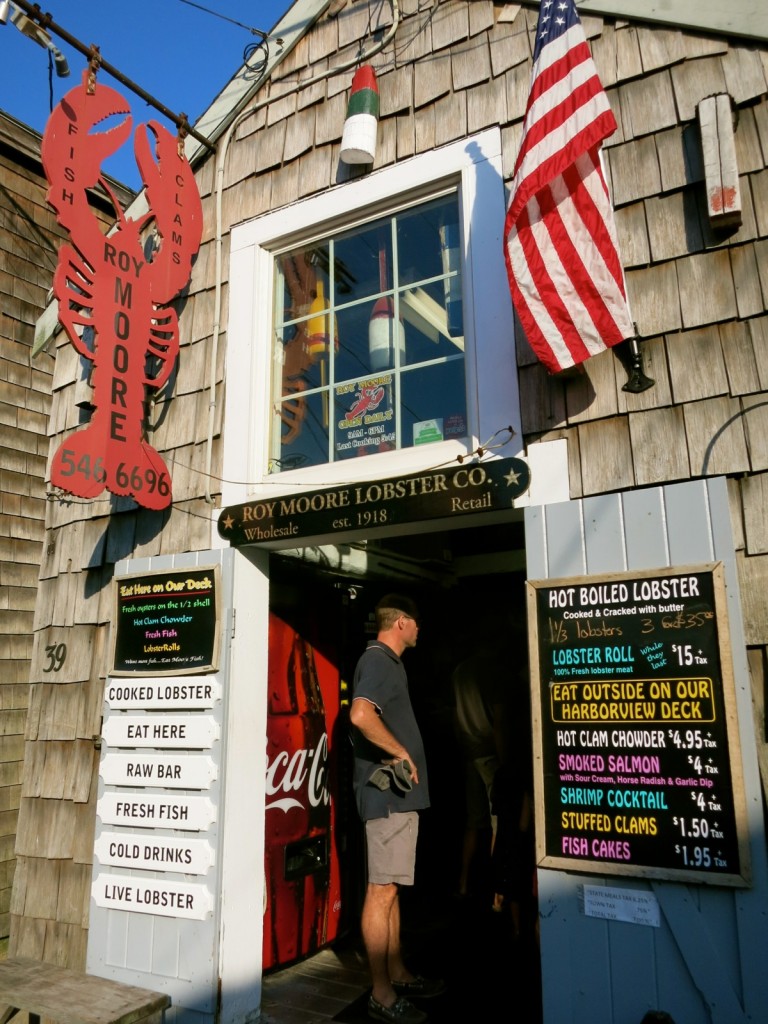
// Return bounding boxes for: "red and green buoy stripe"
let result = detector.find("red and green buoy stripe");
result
[346,65,379,118]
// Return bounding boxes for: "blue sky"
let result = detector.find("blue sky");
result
[0,0,291,188]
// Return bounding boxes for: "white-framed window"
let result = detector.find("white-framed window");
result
[222,128,520,507]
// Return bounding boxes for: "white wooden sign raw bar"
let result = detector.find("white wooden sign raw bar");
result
[100,752,218,790]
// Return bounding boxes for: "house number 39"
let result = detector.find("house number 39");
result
[43,643,67,673]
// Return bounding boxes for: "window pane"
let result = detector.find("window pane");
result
[276,244,330,327]
[335,300,386,381]
[400,279,464,367]
[273,390,330,472]
[334,219,392,306]
[400,361,467,447]
[269,191,467,472]
[397,195,463,340]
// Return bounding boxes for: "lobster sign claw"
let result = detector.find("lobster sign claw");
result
[42,72,203,510]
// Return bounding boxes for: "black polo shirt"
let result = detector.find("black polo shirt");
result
[351,641,430,821]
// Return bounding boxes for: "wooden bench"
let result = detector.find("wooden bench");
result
[0,957,170,1024]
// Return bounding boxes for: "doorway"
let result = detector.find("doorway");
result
[264,518,543,1020]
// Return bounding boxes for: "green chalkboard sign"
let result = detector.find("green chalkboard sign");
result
[528,563,750,886]
[110,565,220,677]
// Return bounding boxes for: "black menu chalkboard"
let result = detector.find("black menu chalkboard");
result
[528,563,750,886]
[110,565,220,676]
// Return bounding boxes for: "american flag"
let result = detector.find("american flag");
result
[504,0,634,374]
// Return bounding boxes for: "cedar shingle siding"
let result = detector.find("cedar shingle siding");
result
[8,0,768,965]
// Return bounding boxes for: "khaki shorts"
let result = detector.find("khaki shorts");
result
[366,811,419,885]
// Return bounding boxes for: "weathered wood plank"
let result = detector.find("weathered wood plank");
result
[379,65,413,117]
[620,70,677,137]
[683,395,750,476]
[431,0,469,53]
[736,551,768,645]
[414,52,451,108]
[636,24,687,71]
[15,798,75,859]
[39,742,71,799]
[666,325,729,403]
[721,319,761,395]
[467,79,508,133]
[742,394,768,471]
[607,136,662,205]
[503,60,533,123]
[677,250,738,328]
[625,263,682,337]
[564,350,619,425]
[629,406,690,486]
[8,912,46,960]
[21,857,61,918]
[0,956,169,1024]
[469,0,494,36]
[577,417,635,494]
[747,315,768,390]
[55,862,92,927]
[697,94,742,227]
[451,34,492,91]
[730,244,765,320]
[645,190,703,261]
[63,741,97,806]
[29,626,97,685]
[434,91,468,147]
[742,473,768,554]
[733,107,765,174]
[283,105,315,164]
[489,16,529,77]
[518,364,567,435]
[613,201,650,268]
[722,45,768,104]
[520,366,569,434]
[670,55,728,121]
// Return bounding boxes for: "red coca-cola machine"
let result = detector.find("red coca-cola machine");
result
[263,606,345,969]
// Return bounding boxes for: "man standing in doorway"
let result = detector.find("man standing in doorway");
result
[350,594,444,1024]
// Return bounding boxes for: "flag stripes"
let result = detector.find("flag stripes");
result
[504,2,633,374]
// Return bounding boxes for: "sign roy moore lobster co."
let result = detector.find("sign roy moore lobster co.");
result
[42,70,203,510]
[218,457,531,546]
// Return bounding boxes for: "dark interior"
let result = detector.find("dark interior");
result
[268,521,543,1021]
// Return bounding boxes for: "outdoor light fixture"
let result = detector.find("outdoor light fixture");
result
[3,3,70,76]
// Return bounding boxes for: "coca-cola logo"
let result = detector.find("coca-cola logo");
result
[265,732,330,812]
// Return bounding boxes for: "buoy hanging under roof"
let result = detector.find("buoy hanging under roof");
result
[340,65,379,165]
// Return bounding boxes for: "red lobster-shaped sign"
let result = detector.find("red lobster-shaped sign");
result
[42,70,203,510]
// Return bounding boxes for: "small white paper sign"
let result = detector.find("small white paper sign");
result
[581,885,660,927]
